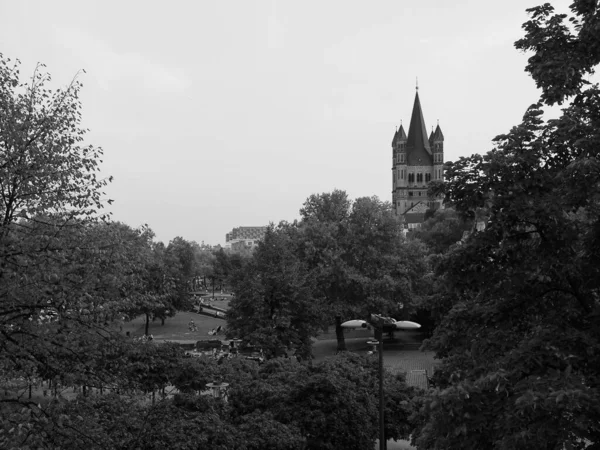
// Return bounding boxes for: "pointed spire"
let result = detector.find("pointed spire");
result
[397,124,407,140]
[433,123,444,141]
[392,123,408,146]
[406,91,432,164]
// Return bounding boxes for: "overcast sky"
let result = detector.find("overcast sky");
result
[0,0,574,246]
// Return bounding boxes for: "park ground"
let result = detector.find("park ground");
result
[125,305,435,450]
[6,303,431,449]
[123,304,438,389]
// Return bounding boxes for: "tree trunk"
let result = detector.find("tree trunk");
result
[335,316,346,352]
[161,317,165,326]
[145,313,150,336]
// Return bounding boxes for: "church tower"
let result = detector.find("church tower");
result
[391,89,444,225]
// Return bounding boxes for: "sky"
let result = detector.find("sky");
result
[0,0,576,246]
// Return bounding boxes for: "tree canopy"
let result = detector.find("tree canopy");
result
[410,208,472,255]
[226,223,321,359]
[297,191,429,350]
[0,55,120,388]
[414,2,600,448]
[2,351,416,450]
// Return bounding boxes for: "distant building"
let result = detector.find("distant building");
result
[225,226,267,251]
[403,201,429,230]
[391,88,444,227]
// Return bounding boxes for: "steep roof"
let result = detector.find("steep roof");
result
[432,124,444,141]
[406,91,432,165]
[391,125,408,147]
[397,124,407,140]
[403,201,429,224]
[404,201,429,215]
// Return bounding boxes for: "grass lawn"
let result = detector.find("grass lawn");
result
[123,299,230,342]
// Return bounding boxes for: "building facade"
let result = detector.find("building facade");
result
[225,226,267,251]
[391,89,444,227]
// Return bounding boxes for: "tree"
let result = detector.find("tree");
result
[167,236,197,288]
[228,354,415,450]
[413,2,600,448]
[4,353,414,450]
[211,247,249,294]
[0,55,109,228]
[515,1,600,106]
[192,243,216,291]
[411,208,473,255]
[226,223,321,358]
[112,224,186,335]
[408,209,473,336]
[0,55,120,384]
[298,191,429,350]
[0,55,150,446]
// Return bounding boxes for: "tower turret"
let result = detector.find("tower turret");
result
[390,89,444,222]
[391,124,408,210]
[432,123,444,181]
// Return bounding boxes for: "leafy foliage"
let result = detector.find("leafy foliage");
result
[297,191,429,350]
[228,353,415,450]
[227,223,321,358]
[515,1,600,105]
[0,56,199,448]
[414,2,600,448]
[411,208,473,255]
[2,353,415,450]
[0,55,123,389]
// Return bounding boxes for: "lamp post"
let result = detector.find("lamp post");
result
[341,314,421,450]
[366,338,385,450]
[368,317,386,450]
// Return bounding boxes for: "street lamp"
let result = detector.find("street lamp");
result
[342,314,421,450]
[368,316,387,450]
[365,337,385,450]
